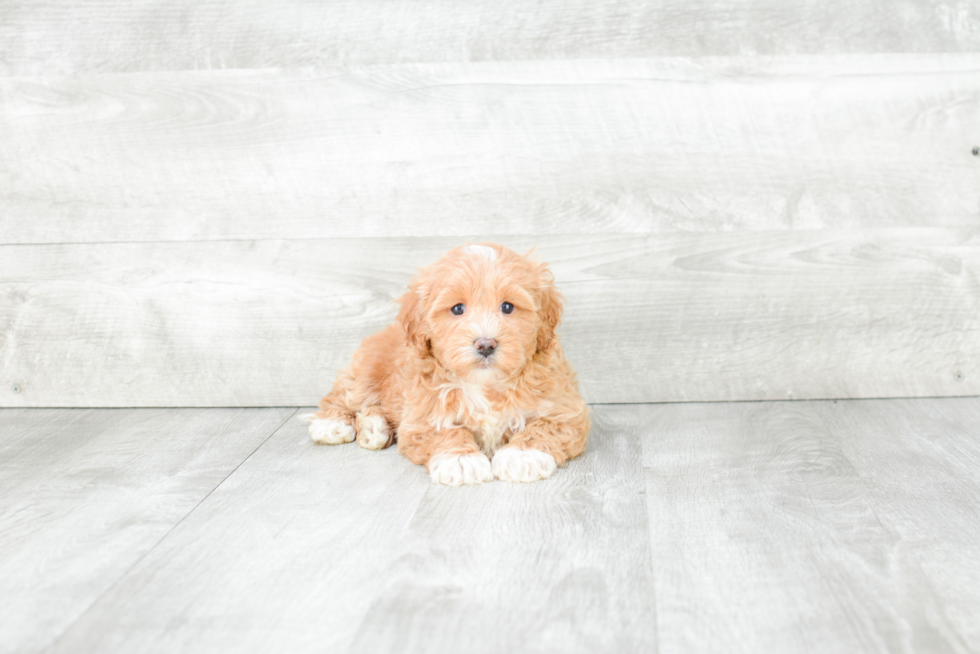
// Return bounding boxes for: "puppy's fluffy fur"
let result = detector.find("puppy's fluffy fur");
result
[304,243,589,485]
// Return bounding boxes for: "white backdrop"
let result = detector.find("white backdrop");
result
[1,1,978,406]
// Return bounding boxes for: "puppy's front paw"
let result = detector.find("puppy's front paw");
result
[428,452,494,486]
[492,447,557,483]
[356,414,391,450]
[306,418,355,445]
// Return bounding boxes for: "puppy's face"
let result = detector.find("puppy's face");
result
[398,243,562,382]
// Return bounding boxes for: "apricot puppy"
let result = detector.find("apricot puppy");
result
[304,243,589,485]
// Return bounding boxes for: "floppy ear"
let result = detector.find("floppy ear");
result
[396,286,430,359]
[535,264,564,352]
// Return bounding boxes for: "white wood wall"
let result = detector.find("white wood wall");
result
[1,2,978,407]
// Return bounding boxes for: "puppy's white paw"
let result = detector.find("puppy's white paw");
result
[307,418,355,445]
[356,414,390,450]
[491,447,557,483]
[428,452,494,486]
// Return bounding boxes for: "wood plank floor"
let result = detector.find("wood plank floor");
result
[1,399,978,653]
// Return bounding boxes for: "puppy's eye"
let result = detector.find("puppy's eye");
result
[451,304,465,316]
[501,302,514,314]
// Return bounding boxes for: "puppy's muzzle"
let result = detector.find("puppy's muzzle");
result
[474,337,497,358]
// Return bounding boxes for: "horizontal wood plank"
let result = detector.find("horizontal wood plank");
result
[641,400,980,652]
[2,56,978,244]
[1,230,977,406]
[0,407,295,654]
[2,1,978,76]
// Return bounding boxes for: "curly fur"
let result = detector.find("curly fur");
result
[306,242,590,485]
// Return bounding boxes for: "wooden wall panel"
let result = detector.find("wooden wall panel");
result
[2,0,978,76]
[2,55,978,245]
[3,4,977,407]
[1,231,976,407]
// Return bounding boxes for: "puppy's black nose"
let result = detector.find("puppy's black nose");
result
[474,337,497,357]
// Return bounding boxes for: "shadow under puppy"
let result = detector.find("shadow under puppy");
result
[303,243,590,485]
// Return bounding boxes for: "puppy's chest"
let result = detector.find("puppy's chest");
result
[441,383,541,454]
[470,412,516,453]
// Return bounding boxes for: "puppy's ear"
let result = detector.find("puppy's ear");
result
[535,263,564,352]
[396,287,430,359]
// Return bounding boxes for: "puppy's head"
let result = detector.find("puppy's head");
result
[396,243,563,382]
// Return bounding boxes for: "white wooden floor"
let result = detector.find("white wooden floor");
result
[2,398,978,654]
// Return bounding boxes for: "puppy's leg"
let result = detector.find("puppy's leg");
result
[354,405,393,450]
[399,426,493,486]
[493,413,590,483]
[302,369,358,445]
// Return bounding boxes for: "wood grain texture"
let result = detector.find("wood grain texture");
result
[45,409,431,654]
[1,230,977,407]
[2,55,978,244]
[813,398,980,649]
[45,405,655,654]
[641,399,980,653]
[8,400,980,653]
[349,405,656,654]
[0,407,295,654]
[2,0,978,76]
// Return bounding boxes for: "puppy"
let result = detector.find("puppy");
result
[304,243,590,485]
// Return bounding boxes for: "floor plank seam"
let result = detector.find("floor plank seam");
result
[5,394,979,411]
[39,407,299,654]
[588,394,980,406]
